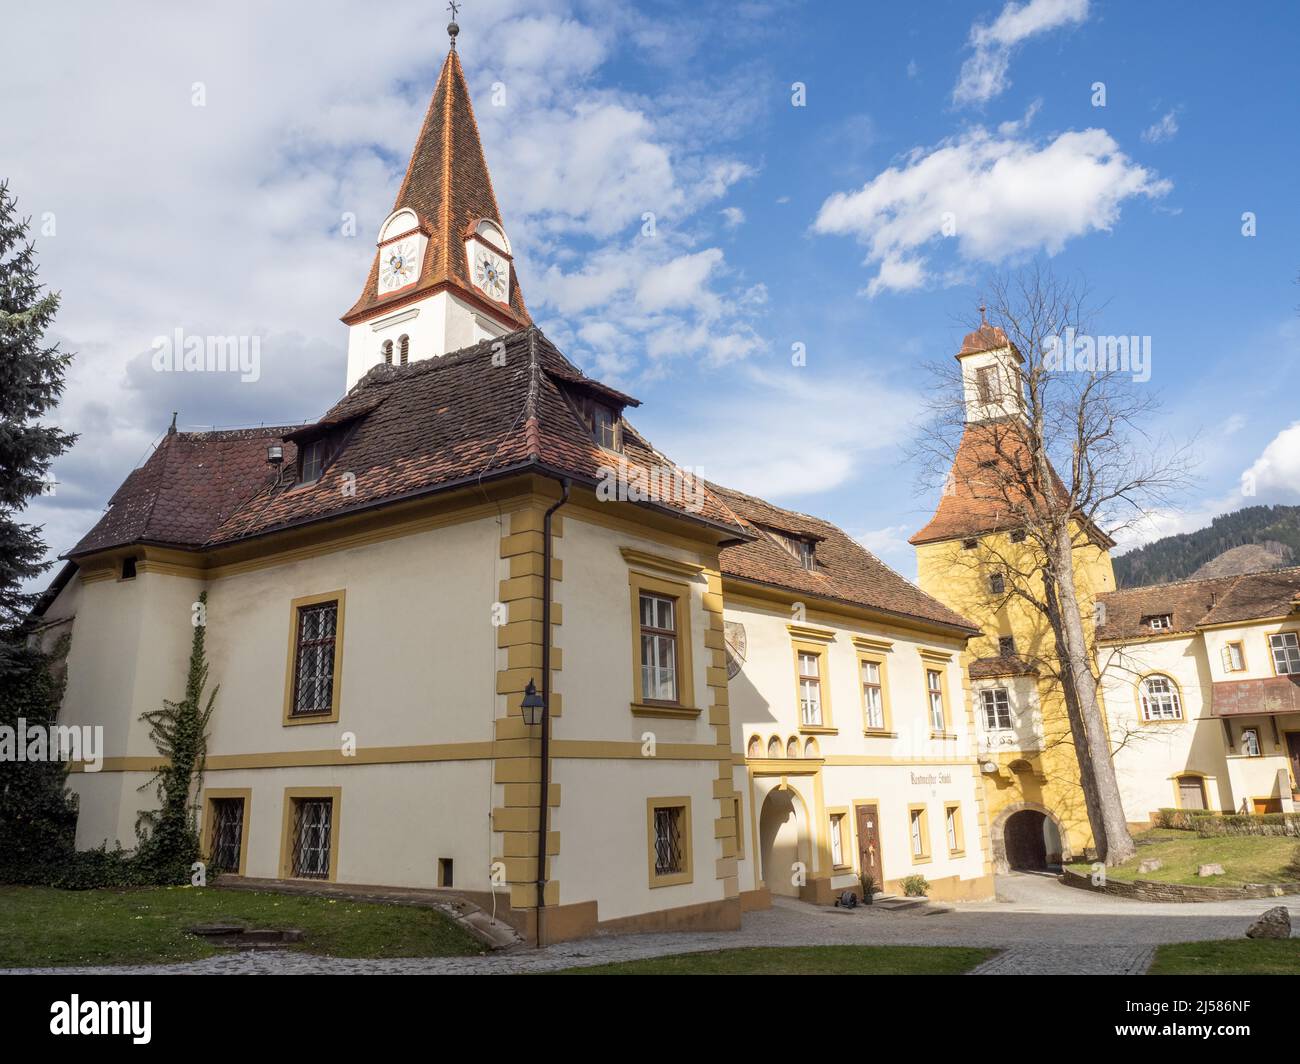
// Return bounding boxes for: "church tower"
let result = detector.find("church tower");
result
[341,18,531,388]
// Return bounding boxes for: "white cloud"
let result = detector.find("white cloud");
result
[1141,110,1180,144]
[954,0,1090,106]
[7,0,769,576]
[720,206,746,227]
[814,126,1169,296]
[1242,422,1300,501]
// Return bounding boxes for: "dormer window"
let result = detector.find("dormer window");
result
[766,528,815,569]
[1143,613,1173,631]
[299,439,328,483]
[592,403,618,451]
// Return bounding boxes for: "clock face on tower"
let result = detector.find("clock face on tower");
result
[471,244,509,303]
[378,236,421,294]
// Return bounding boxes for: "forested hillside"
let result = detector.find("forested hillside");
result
[1113,505,1300,587]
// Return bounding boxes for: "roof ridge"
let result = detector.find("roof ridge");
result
[1105,569,1260,595]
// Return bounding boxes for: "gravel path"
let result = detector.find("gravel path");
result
[4,874,1292,976]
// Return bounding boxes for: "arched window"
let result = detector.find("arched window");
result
[746,735,761,760]
[1139,674,1183,721]
[766,736,782,759]
[786,737,800,759]
[803,737,819,758]
[382,339,393,365]
[399,334,409,365]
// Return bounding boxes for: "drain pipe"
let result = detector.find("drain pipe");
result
[535,476,569,947]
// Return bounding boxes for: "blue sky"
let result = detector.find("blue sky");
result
[7,0,1300,582]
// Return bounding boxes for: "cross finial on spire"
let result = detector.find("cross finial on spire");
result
[979,303,988,326]
[447,0,461,49]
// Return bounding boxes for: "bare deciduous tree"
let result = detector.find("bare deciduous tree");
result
[912,262,1195,865]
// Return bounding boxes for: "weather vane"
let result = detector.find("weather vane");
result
[448,1,461,50]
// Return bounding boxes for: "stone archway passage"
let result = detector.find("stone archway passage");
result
[1004,809,1048,870]
[759,788,808,898]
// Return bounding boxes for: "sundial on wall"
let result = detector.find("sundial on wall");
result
[724,620,747,679]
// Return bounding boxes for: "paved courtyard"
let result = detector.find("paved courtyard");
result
[4,874,1294,975]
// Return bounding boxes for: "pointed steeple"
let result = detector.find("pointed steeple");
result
[342,39,530,386]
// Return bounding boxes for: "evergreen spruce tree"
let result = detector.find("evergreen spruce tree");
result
[0,180,79,878]
[0,180,76,657]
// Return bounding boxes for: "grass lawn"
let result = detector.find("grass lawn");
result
[0,885,484,968]
[1066,828,1300,887]
[1150,939,1300,975]
[552,945,996,975]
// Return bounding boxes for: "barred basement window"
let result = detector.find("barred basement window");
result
[981,687,1012,730]
[208,797,245,874]
[648,798,692,886]
[290,798,333,879]
[292,600,339,716]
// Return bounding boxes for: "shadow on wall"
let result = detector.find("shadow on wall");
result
[759,786,811,897]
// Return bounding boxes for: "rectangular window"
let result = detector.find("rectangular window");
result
[829,813,846,868]
[639,592,679,702]
[975,365,999,403]
[208,797,246,874]
[945,803,964,855]
[290,797,334,879]
[1240,727,1262,758]
[909,805,930,862]
[1143,614,1173,631]
[998,635,1016,656]
[1270,632,1300,676]
[798,651,823,726]
[927,669,946,733]
[861,659,885,730]
[299,438,327,483]
[647,797,692,887]
[1222,641,1246,672]
[990,572,1005,595]
[592,404,619,451]
[981,687,1012,730]
[291,600,340,718]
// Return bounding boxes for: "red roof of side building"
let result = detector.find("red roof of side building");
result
[709,483,978,635]
[1096,566,1300,642]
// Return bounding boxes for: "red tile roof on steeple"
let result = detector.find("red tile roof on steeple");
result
[342,46,531,329]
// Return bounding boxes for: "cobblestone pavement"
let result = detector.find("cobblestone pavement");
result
[5,875,1294,976]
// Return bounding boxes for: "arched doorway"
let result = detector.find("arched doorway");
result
[1004,810,1048,870]
[990,803,1067,874]
[759,787,810,897]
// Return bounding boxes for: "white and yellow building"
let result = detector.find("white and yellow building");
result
[33,39,997,944]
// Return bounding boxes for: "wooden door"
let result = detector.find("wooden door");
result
[855,804,882,887]
[1177,776,1206,811]
[1287,733,1300,793]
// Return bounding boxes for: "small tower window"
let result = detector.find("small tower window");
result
[998,635,1016,656]
[990,572,1006,595]
[120,556,138,580]
[399,334,409,365]
[382,340,393,365]
[975,365,1000,403]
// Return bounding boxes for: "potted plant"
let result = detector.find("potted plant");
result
[859,872,876,905]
